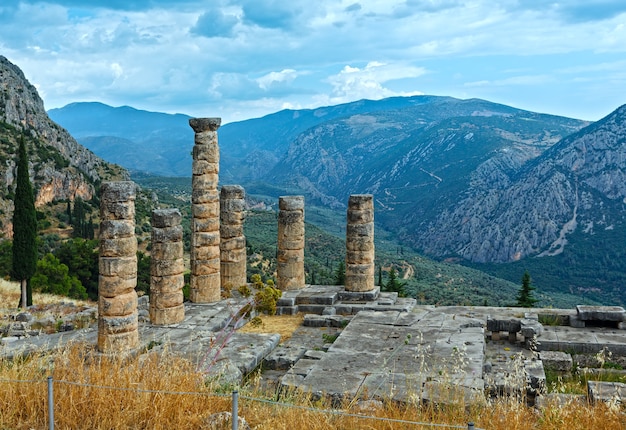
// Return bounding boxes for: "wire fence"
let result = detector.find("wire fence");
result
[0,376,483,430]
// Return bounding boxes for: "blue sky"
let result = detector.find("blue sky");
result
[1,0,625,123]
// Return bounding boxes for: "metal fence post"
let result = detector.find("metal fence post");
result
[48,376,54,430]
[232,390,239,430]
[468,422,475,430]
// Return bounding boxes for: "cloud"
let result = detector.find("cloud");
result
[191,7,239,38]
[256,69,298,90]
[240,0,303,29]
[324,61,425,104]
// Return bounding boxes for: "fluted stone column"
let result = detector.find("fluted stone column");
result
[277,196,305,290]
[98,181,138,353]
[345,194,375,292]
[150,208,185,324]
[189,117,221,303]
[220,185,247,289]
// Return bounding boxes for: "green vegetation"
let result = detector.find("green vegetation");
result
[31,253,87,299]
[12,135,37,307]
[515,271,538,308]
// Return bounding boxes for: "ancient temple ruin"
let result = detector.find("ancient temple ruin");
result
[149,208,185,325]
[345,194,375,292]
[220,185,247,289]
[97,181,139,353]
[276,196,306,290]
[189,118,221,303]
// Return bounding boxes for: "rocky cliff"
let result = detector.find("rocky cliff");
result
[0,56,127,237]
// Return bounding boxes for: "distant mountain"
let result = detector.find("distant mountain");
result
[48,103,193,176]
[52,95,626,305]
[0,56,126,237]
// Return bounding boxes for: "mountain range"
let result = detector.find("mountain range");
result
[48,76,626,306]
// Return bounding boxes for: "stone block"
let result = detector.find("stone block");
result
[569,315,586,328]
[151,208,182,228]
[150,275,184,294]
[150,241,183,260]
[521,318,543,338]
[100,181,136,203]
[348,194,373,209]
[192,140,220,160]
[540,351,573,372]
[192,217,220,232]
[150,304,185,325]
[99,291,137,317]
[99,219,134,238]
[191,258,220,276]
[151,258,185,277]
[191,189,219,204]
[99,237,137,258]
[99,274,137,297]
[99,256,137,277]
[587,381,626,404]
[151,291,184,309]
[576,305,626,322]
[303,314,329,327]
[190,245,220,262]
[322,306,336,316]
[100,201,135,221]
[192,160,219,175]
[192,231,220,247]
[98,329,138,353]
[220,211,245,225]
[264,344,307,370]
[486,317,521,333]
[346,223,374,237]
[278,196,304,211]
[347,209,374,224]
[152,225,183,243]
[192,202,220,219]
[189,117,221,133]
[98,313,138,334]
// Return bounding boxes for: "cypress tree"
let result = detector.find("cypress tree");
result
[516,270,538,308]
[12,136,37,308]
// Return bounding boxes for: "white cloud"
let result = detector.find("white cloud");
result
[256,69,298,90]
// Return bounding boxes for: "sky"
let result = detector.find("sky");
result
[1,1,625,124]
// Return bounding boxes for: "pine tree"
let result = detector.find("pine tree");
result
[516,270,538,308]
[384,267,406,297]
[12,136,37,308]
[378,266,383,287]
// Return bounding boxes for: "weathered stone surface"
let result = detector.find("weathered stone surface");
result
[99,275,137,297]
[191,258,221,275]
[587,381,626,404]
[151,291,184,309]
[345,194,374,292]
[151,258,185,277]
[540,351,573,372]
[190,274,221,302]
[193,232,220,247]
[192,142,220,161]
[190,245,221,262]
[99,201,135,221]
[151,208,182,228]
[192,202,220,219]
[189,117,221,132]
[192,160,219,175]
[99,291,138,316]
[192,217,220,232]
[100,181,136,203]
[576,305,626,322]
[192,189,220,204]
[99,237,137,258]
[152,225,183,243]
[99,220,134,238]
[487,318,522,333]
[192,172,219,189]
[151,275,185,294]
[277,196,305,291]
[99,256,137,277]
[150,241,184,260]
[150,305,185,326]
[98,181,138,353]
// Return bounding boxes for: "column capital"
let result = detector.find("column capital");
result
[189,117,221,132]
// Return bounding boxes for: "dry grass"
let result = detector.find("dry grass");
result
[0,342,624,429]
[238,313,304,342]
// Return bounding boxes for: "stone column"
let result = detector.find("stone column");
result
[98,181,138,353]
[277,196,305,290]
[345,194,375,292]
[189,117,221,303]
[220,185,247,289]
[150,209,185,325]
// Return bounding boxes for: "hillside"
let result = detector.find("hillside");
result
[0,56,127,238]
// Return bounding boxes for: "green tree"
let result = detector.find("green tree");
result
[31,253,86,299]
[516,270,538,308]
[384,267,406,297]
[378,266,383,287]
[12,136,37,308]
[334,260,345,285]
[136,251,151,296]
[55,238,99,300]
